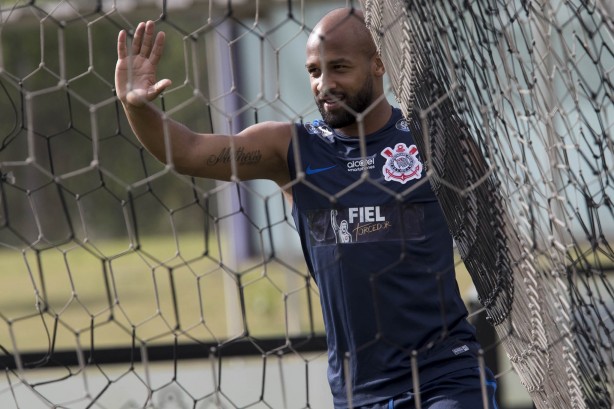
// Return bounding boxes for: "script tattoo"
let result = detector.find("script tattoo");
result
[207,147,263,166]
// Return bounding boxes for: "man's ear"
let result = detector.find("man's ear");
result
[373,55,386,77]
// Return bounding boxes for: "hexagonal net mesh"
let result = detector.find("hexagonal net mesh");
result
[1,1,331,408]
[0,0,611,409]
[359,0,614,408]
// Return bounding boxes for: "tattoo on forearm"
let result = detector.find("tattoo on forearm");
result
[207,147,263,166]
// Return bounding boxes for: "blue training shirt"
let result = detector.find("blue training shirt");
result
[288,107,482,408]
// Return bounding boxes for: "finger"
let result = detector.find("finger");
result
[126,79,172,105]
[149,31,166,66]
[131,22,145,56]
[139,20,156,58]
[150,79,172,98]
[117,29,127,59]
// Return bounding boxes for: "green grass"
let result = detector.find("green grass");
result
[0,233,324,353]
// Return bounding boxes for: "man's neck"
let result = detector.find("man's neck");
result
[335,99,393,137]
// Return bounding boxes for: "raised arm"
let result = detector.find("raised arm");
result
[115,21,292,186]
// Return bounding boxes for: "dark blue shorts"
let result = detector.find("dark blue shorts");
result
[358,367,499,409]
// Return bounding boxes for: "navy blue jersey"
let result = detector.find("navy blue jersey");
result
[288,108,482,408]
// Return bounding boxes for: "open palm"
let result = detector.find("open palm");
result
[115,21,172,107]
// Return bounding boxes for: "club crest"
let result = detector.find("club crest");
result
[380,143,423,184]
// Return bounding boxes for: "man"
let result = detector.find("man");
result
[115,8,498,409]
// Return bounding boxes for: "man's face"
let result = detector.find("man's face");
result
[305,39,376,129]
[315,72,374,129]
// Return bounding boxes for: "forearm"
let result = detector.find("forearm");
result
[122,102,196,172]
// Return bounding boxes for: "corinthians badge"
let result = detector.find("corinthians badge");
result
[380,143,423,184]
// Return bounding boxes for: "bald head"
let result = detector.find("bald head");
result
[308,8,377,60]
[305,8,389,134]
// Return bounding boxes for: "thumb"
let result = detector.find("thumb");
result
[148,79,172,100]
[125,79,172,106]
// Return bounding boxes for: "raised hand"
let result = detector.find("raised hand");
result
[115,20,172,107]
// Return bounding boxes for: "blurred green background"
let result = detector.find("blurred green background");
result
[0,0,334,353]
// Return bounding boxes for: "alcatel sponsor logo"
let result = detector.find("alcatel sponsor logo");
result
[346,155,376,172]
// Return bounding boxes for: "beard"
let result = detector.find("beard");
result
[316,75,374,129]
